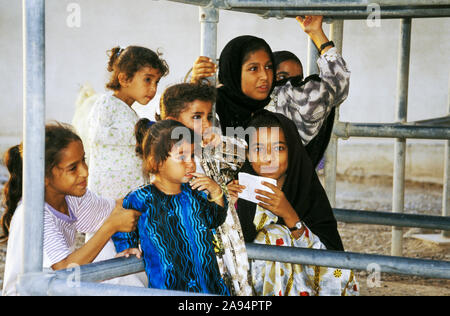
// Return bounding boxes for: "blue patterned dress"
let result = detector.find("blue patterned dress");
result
[112,183,230,295]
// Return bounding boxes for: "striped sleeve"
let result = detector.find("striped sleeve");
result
[43,209,73,267]
[70,189,116,234]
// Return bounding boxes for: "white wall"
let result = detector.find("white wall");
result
[0,0,449,182]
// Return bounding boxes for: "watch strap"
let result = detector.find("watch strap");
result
[319,41,335,54]
[289,221,303,232]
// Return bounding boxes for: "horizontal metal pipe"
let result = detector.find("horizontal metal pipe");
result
[18,272,206,296]
[55,241,450,286]
[412,115,450,126]
[166,0,450,8]
[55,256,145,283]
[47,280,204,296]
[333,208,450,231]
[333,121,450,139]
[246,243,450,279]
[224,0,450,8]
[234,7,450,19]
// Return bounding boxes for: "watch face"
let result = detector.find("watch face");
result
[295,222,303,230]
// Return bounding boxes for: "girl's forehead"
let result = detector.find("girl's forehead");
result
[136,66,162,77]
[250,127,285,144]
[243,49,271,65]
[57,140,84,166]
[185,99,213,112]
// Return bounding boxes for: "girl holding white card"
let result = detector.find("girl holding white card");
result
[229,110,359,296]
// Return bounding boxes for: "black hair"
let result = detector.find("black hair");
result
[141,120,195,175]
[241,41,273,65]
[273,50,302,70]
[106,45,169,91]
[159,83,216,121]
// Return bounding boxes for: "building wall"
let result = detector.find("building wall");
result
[0,0,448,184]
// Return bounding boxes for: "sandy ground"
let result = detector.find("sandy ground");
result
[0,163,449,296]
[333,176,450,296]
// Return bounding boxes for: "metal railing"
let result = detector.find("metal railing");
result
[17,0,450,296]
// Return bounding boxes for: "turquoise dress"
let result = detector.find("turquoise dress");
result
[112,183,229,295]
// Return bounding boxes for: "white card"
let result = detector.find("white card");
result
[238,172,277,204]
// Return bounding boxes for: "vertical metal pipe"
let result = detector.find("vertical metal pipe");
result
[199,6,219,126]
[443,76,450,238]
[306,38,319,76]
[391,18,411,256]
[22,0,46,274]
[324,20,344,207]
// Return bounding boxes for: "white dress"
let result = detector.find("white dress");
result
[85,93,147,286]
[86,93,145,198]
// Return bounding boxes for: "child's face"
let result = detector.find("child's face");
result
[175,100,213,135]
[276,60,303,82]
[45,140,88,198]
[123,66,162,105]
[158,141,196,185]
[241,49,273,101]
[248,127,288,184]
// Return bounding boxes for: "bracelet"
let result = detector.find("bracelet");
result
[319,41,335,54]
[208,189,224,202]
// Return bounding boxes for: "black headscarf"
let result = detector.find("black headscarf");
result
[216,35,276,134]
[236,110,344,251]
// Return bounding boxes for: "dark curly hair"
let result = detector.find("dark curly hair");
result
[106,45,169,91]
[159,83,216,121]
[141,120,195,175]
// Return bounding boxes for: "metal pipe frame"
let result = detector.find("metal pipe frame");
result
[18,238,450,296]
[18,0,450,296]
[18,271,205,296]
[391,18,411,257]
[199,6,219,127]
[230,7,450,20]
[22,0,45,276]
[333,208,450,231]
[444,77,450,237]
[323,20,344,207]
[169,0,450,8]
[246,243,450,279]
[333,121,450,140]
[221,0,450,8]
[167,0,450,19]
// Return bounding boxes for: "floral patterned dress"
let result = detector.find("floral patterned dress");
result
[84,93,147,286]
[251,205,359,296]
[86,93,145,199]
[199,135,254,296]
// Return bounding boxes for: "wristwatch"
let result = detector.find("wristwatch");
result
[319,41,335,54]
[289,221,304,232]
